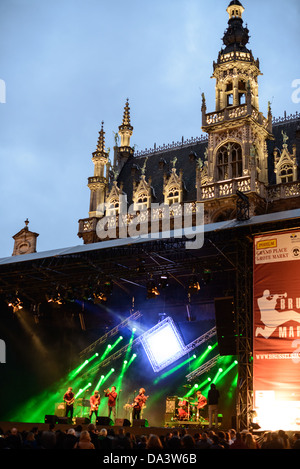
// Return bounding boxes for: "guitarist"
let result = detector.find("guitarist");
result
[63,387,75,420]
[132,388,148,420]
[89,390,100,422]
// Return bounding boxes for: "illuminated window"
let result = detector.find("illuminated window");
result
[135,192,149,211]
[217,142,242,180]
[279,164,293,183]
[106,198,120,216]
[166,186,180,205]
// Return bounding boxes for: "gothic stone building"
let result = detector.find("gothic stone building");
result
[78,1,300,245]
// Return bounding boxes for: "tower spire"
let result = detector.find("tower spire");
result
[118,98,133,148]
[87,121,110,218]
[95,121,108,157]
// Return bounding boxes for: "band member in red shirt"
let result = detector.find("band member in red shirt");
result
[63,387,75,420]
[89,390,100,422]
[196,389,207,421]
[132,388,148,420]
[104,386,118,422]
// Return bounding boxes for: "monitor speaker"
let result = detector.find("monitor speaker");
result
[96,416,114,426]
[75,417,90,424]
[214,296,236,355]
[57,417,69,424]
[44,415,57,424]
[132,419,148,427]
[115,418,131,427]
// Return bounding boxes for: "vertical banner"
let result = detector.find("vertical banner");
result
[253,230,300,431]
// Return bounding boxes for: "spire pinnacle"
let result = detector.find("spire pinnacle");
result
[94,121,108,157]
[118,99,133,149]
[119,98,133,132]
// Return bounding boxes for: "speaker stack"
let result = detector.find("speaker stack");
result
[214,296,236,356]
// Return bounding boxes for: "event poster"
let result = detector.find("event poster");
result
[253,230,300,431]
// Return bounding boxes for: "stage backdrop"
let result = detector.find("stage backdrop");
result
[253,230,300,431]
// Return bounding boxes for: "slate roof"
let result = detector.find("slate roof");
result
[116,114,300,205]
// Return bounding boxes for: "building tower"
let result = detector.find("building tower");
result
[116,98,134,171]
[88,121,110,219]
[12,219,39,256]
[199,0,273,222]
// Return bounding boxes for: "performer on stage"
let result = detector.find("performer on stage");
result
[104,386,117,422]
[132,388,148,420]
[63,387,75,420]
[195,389,207,420]
[89,390,100,422]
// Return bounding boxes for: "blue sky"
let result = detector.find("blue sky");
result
[0,0,299,258]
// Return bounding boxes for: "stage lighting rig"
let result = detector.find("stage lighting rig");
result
[188,273,200,295]
[146,276,160,299]
[6,291,23,313]
[45,286,64,305]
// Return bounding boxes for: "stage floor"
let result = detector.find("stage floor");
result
[0,420,212,438]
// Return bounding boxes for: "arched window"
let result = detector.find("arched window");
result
[106,197,120,216]
[279,164,293,183]
[166,186,180,205]
[216,142,242,180]
[135,192,149,211]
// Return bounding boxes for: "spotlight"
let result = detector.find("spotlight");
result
[46,287,64,305]
[7,292,23,313]
[146,277,160,299]
[93,279,113,303]
[188,274,200,295]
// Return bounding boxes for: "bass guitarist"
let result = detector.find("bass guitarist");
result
[63,387,75,420]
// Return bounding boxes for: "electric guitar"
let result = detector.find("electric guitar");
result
[90,397,100,411]
[65,397,75,406]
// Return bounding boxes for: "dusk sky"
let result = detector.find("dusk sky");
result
[0,0,299,259]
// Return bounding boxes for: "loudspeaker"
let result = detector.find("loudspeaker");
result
[45,415,57,424]
[115,418,131,427]
[214,296,236,355]
[75,417,90,425]
[56,417,69,424]
[96,416,113,426]
[132,419,148,427]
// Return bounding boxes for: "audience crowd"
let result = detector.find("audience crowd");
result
[0,424,300,450]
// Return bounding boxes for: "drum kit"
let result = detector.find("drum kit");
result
[176,396,205,423]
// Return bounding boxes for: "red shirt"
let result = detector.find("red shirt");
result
[197,394,207,409]
[64,391,74,404]
[90,395,100,409]
[134,394,147,409]
[105,390,117,407]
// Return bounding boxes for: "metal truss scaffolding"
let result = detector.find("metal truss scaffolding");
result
[235,237,253,431]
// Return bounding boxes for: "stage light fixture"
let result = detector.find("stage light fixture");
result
[140,316,187,372]
[7,292,23,313]
[188,274,200,295]
[146,277,160,299]
[202,268,212,284]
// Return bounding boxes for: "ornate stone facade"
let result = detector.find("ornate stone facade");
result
[78,1,299,244]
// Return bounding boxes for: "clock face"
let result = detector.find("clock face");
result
[18,241,30,254]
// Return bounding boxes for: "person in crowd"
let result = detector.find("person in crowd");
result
[146,434,164,450]
[73,430,95,449]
